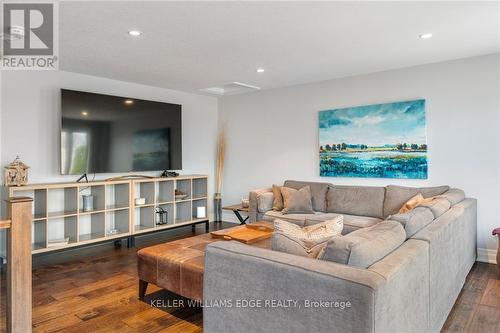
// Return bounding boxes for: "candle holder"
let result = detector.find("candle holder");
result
[155,207,168,225]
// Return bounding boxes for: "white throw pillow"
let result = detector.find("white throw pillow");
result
[272,216,343,258]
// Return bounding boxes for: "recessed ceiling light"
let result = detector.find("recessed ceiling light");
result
[124,99,134,105]
[128,30,142,37]
[256,68,265,73]
[419,33,433,39]
[81,111,88,116]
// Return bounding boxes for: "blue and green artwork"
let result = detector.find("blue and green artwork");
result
[319,99,427,179]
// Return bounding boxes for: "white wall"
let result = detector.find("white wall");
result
[0,70,218,215]
[0,69,4,259]
[219,54,500,259]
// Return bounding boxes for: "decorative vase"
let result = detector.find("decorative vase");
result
[493,228,500,268]
[82,195,94,212]
[241,198,249,208]
[214,193,222,222]
[497,238,500,268]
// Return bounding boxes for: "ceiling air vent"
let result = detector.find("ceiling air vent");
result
[200,82,260,96]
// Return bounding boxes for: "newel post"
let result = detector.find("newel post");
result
[6,196,33,333]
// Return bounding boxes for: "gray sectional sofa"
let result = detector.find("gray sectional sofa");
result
[203,180,477,333]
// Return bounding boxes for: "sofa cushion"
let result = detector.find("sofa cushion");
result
[418,197,451,219]
[272,184,284,211]
[303,213,341,226]
[281,186,314,214]
[257,192,274,213]
[263,210,324,226]
[304,213,381,234]
[321,220,406,268]
[272,217,343,258]
[284,180,329,212]
[383,185,450,217]
[326,185,385,219]
[389,206,435,238]
[436,188,465,206]
[342,214,382,234]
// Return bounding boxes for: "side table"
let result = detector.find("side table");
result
[222,204,249,225]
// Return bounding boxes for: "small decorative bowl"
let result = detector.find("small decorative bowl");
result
[175,194,188,200]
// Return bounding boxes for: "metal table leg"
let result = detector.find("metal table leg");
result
[234,210,249,225]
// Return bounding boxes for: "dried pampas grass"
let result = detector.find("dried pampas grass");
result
[215,127,225,194]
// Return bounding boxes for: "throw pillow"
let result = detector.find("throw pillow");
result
[272,184,284,211]
[280,186,314,214]
[383,185,450,217]
[272,217,343,258]
[398,193,425,213]
[257,192,274,213]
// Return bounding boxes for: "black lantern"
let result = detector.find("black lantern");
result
[155,207,168,225]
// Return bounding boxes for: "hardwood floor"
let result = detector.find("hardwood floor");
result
[442,261,500,333]
[0,222,499,332]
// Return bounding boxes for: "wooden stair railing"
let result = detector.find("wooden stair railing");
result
[2,197,33,333]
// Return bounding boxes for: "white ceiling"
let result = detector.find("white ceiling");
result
[59,1,500,96]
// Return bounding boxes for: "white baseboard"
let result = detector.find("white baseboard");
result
[477,248,497,264]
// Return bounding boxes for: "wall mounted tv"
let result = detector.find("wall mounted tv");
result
[61,89,182,175]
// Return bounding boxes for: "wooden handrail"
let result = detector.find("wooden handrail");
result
[5,196,33,333]
[0,219,11,229]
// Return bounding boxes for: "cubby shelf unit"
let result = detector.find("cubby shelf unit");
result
[5,175,209,254]
[132,175,208,235]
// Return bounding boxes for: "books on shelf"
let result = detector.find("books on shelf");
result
[48,237,70,248]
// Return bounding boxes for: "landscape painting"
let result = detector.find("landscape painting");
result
[319,99,427,179]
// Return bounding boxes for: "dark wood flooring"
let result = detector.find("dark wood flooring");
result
[0,222,499,332]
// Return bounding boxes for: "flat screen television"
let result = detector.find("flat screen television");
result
[61,89,182,175]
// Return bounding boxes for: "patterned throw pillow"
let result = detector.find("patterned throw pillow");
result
[272,216,343,258]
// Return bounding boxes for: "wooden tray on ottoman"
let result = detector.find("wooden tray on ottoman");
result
[210,224,274,244]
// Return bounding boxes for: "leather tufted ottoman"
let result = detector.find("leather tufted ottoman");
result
[137,225,271,301]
